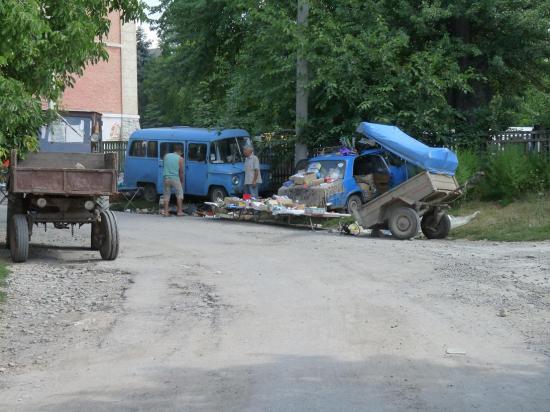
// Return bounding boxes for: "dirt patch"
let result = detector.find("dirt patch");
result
[0,262,132,376]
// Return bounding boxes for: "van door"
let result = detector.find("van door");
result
[125,139,158,189]
[158,141,185,194]
[185,141,208,195]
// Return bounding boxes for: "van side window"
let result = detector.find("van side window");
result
[160,142,184,159]
[147,141,158,158]
[188,143,206,162]
[129,140,146,157]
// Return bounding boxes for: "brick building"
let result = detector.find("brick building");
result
[40,12,140,152]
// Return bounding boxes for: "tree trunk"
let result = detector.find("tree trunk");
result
[295,0,309,165]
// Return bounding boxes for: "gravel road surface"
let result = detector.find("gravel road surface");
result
[1,208,549,411]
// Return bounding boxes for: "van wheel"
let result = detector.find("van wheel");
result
[388,207,419,240]
[209,186,228,203]
[421,212,451,239]
[141,184,158,202]
[346,194,362,214]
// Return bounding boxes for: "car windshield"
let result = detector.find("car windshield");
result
[210,136,251,163]
[308,160,346,179]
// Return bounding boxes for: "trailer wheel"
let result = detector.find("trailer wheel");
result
[6,194,24,249]
[421,212,451,239]
[99,211,119,260]
[91,221,101,250]
[388,207,419,240]
[10,214,29,263]
[96,196,110,211]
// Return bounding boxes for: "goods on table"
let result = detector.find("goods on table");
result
[206,194,349,219]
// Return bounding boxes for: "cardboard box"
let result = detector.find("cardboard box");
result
[355,174,374,184]
[310,178,325,186]
[224,197,241,206]
[358,182,372,192]
[291,172,317,185]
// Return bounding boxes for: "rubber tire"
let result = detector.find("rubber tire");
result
[388,207,420,240]
[141,184,158,202]
[91,222,101,250]
[10,214,29,263]
[421,213,451,239]
[5,194,24,249]
[209,186,228,203]
[99,211,119,260]
[346,194,362,214]
[96,196,110,211]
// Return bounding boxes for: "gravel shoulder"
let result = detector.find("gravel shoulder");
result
[0,207,549,411]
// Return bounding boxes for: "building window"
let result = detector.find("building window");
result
[129,140,147,157]
[188,143,207,162]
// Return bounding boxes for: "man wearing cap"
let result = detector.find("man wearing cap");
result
[243,144,262,198]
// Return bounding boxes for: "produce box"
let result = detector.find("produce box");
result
[291,172,317,185]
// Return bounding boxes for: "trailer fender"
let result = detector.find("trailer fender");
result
[381,198,416,221]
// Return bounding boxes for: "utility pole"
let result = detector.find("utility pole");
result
[295,0,309,165]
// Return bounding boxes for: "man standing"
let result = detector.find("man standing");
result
[243,144,262,198]
[162,145,185,216]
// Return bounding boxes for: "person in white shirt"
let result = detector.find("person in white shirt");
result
[243,144,262,198]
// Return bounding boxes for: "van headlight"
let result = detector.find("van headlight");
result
[232,175,240,186]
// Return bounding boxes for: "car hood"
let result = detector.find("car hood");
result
[356,122,458,176]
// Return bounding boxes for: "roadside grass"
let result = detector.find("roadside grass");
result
[0,261,9,302]
[321,195,550,242]
[450,194,550,241]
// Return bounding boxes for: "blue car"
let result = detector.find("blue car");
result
[123,127,270,201]
[301,121,457,213]
[304,148,414,212]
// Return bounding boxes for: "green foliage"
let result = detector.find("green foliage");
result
[137,25,152,123]
[0,261,8,302]
[141,0,550,147]
[480,147,550,201]
[455,149,481,186]
[0,0,145,158]
[450,195,550,241]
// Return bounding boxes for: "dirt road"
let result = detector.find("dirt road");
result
[1,209,549,411]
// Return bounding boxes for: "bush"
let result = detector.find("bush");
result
[480,147,549,201]
[455,149,481,186]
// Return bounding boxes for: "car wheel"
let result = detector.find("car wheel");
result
[388,206,420,240]
[209,187,228,203]
[421,212,451,239]
[345,194,362,214]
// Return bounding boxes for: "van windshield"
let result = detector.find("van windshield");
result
[210,136,251,163]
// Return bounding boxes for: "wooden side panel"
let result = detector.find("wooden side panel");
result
[14,170,65,193]
[19,153,107,169]
[428,173,459,191]
[11,169,116,195]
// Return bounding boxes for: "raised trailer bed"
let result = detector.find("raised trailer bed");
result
[7,151,119,262]
[352,171,461,240]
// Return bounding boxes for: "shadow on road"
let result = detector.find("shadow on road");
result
[27,354,550,412]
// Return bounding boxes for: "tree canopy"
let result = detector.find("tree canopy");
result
[141,0,550,147]
[0,0,144,158]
